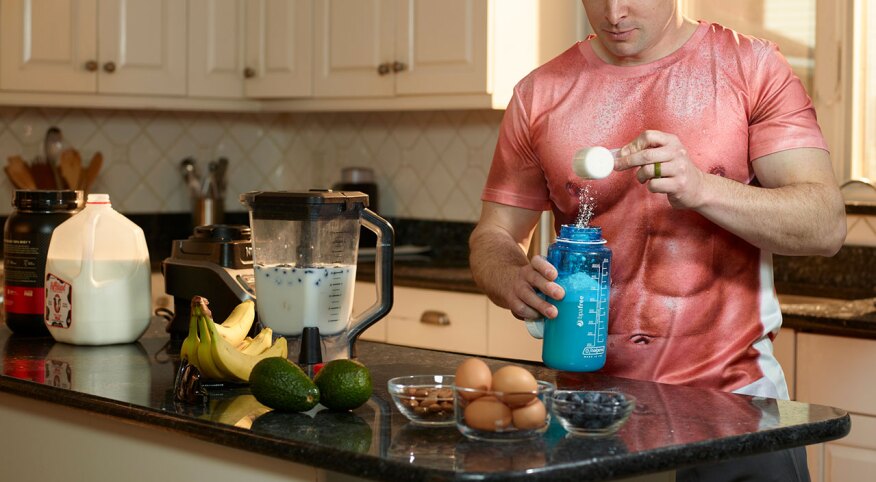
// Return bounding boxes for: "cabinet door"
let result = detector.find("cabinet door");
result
[244,0,313,98]
[772,327,795,399]
[808,414,876,482]
[98,0,186,95]
[796,333,876,416]
[189,0,246,98]
[487,302,542,362]
[394,0,488,95]
[0,0,97,93]
[313,0,394,97]
[385,286,488,355]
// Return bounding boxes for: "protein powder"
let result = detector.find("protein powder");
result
[3,190,83,335]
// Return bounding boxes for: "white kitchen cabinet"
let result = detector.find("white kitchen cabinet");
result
[773,327,796,399]
[796,333,876,482]
[355,281,546,361]
[487,301,542,362]
[313,0,486,98]
[384,286,488,355]
[1,0,186,96]
[189,0,312,99]
[304,0,580,109]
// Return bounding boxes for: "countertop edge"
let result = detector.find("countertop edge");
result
[0,352,852,482]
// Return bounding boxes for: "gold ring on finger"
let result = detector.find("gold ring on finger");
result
[654,162,662,179]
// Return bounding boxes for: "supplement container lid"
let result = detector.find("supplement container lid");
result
[12,190,83,211]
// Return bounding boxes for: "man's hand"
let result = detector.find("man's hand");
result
[469,202,565,321]
[507,255,564,321]
[614,130,708,209]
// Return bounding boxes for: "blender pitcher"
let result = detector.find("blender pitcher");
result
[240,190,393,368]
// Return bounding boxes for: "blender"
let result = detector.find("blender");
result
[240,190,393,371]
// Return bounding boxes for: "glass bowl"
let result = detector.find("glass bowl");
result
[453,380,555,441]
[551,390,635,436]
[387,375,456,426]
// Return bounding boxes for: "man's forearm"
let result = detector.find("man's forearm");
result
[469,226,531,309]
[696,175,846,256]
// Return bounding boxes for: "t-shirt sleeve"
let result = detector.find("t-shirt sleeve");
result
[481,82,552,211]
[747,42,828,161]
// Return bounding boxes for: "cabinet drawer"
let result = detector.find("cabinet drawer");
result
[487,302,542,362]
[385,286,487,355]
[797,333,876,416]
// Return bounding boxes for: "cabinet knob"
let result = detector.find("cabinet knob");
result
[392,61,407,73]
[84,60,98,72]
[377,63,391,76]
[420,310,450,326]
[243,67,256,79]
[103,62,116,73]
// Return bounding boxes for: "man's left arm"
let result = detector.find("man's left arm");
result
[616,131,846,256]
[696,146,846,256]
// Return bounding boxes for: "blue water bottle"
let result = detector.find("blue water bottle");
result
[538,224,612,371]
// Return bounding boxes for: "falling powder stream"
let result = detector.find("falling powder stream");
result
[574,185,596,227]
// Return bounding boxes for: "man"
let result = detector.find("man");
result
[469,1,845,480]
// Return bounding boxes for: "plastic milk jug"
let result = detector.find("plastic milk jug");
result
[526,224,612,371]
[44,194,152,345]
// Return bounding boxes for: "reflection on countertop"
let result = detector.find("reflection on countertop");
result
[0,319,851,482]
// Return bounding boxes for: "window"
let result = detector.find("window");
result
[683,1,876,189]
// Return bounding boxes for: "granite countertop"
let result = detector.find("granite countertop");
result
[360,256,876,339]
[0,319,850,482]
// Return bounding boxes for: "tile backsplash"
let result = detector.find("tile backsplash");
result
[1,106,874,247]
[0,108,503,222]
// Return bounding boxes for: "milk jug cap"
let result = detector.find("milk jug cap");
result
[87,193,111,204]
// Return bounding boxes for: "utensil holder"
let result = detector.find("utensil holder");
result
[193,196,224,227]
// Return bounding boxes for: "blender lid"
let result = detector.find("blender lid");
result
[240,190,370,219]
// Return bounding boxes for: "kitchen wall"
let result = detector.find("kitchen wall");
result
[0,107,502,222]
[1,106,873,247]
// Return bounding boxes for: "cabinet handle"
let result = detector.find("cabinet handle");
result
[243,67,256,79]
[84,60,98,72]
[392,61,407,73]
[103,61,116,73]
[420,310,450,326]
[377,62,391,76]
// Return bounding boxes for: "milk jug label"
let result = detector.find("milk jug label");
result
[45,273,73,329]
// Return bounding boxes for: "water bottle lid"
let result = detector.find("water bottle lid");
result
[87,193,111,204]
[557,224,606,244]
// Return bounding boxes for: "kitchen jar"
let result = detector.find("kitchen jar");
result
[3,190,83,336]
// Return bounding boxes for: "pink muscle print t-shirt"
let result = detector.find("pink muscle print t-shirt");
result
[483,22,828,398]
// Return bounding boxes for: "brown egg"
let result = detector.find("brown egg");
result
[492,365,538,407]
[454,358,492,400]
[511,398,547,430]
[463,395,512,431]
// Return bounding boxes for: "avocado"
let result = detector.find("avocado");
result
[249,357,319,412]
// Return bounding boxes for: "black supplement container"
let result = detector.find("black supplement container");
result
[3,190,83,335]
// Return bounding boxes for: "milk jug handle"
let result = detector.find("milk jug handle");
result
[347,208,395,349]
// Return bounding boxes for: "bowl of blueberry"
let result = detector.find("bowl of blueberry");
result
[551,390,635,436]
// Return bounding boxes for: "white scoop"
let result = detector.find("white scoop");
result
[572,146,616,180]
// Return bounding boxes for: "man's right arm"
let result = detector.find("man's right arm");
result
[469,201,564,321]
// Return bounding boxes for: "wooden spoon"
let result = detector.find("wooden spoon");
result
[59,148,81,190]
[6,155,37,189]
[82,151,103,191]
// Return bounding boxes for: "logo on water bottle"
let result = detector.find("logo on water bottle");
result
[576,296,584,327]
[583,346,605,356]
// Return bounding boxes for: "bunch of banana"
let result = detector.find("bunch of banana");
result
[180,296,288,383]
